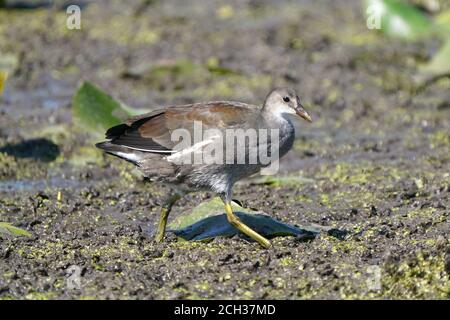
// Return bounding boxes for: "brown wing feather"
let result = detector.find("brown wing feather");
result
[104,101,259,153]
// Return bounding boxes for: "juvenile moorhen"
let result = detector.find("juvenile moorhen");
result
[96,88,312,248]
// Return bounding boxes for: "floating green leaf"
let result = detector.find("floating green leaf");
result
[169,198,243,230]
[0,222,31,237]
[72,81,129,135]
[365,0,433,40]
[172,212,318,242]
[72,81,146,136]
[168,197,347,242]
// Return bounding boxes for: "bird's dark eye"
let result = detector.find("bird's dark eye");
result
[283,96,290,103]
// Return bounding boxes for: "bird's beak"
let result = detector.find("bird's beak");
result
[295,103,312,123]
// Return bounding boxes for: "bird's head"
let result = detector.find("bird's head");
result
[263,88,312,122]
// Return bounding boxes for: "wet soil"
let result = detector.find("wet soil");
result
[0,0,449,299]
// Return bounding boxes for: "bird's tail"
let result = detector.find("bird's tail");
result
[96,141,142,164]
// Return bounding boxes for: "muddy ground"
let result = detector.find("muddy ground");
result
[0,0,449,299]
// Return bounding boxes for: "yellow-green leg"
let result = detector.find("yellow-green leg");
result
[155,194,182,242]
[223,201,271,248]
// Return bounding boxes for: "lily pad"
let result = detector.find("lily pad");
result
[168,197,243,230]
[171,212,319,242]
[365,0,433,40]
[168,197,347,242]
[0,222,31,237]
[72,81,145,136]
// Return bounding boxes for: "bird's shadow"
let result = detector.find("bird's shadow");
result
[170,212,350,243]
[0,138,60,162]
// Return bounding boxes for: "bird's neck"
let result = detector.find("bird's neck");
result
[260,107,294,130]
[259,109,295,160]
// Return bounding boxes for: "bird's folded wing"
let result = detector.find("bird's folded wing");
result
[104,101,259,154]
